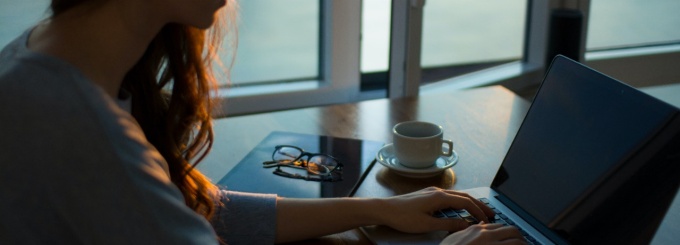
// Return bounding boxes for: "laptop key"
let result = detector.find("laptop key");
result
[457,211,472,218]
[463,217,478,224]
[476,198,539,244]
[433,210,446,218]
[442,209,460,218]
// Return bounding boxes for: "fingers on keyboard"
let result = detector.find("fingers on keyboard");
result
[435,198,542,245]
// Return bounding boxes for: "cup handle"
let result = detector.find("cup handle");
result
[442,140,454,157]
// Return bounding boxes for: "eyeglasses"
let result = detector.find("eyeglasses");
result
[262,145,343,182]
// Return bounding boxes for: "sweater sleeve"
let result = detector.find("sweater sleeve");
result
[212,190,278,245]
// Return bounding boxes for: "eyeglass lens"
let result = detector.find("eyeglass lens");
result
[273,147,305,166]
[307,155,337,174]
[273,146,338,175]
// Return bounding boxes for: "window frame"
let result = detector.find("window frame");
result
[216,1,373,117]
[220,0,680,116]
[423,0,680,95]
[422,0,551,94]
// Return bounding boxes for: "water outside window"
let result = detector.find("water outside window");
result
[0,0,49,49]
[1,0,679,87]
[587,0,680,50]
[420,0,527,68]
[361,0,392,74]
[230,0,319,86]
[360,0,526,74]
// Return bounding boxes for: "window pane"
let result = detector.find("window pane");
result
[0,0,49,48]
[587,0,680,50]
[421,0,527,67]
[228,0,319,86]
[361,0,391,73]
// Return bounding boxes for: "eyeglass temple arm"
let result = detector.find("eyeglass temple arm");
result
[274,170,335,182]
[262,160,280,168]
[273,168,306,179]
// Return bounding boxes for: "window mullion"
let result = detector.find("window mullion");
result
[388,0,425,98]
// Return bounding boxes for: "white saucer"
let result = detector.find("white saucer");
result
[376,144,459,178]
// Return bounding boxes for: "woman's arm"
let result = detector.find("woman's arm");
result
[275,187,497,243]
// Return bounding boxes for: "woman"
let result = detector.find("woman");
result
[0,0,525,244]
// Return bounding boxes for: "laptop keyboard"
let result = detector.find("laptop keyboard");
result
[433,198,542,245]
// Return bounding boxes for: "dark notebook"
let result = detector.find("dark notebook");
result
[216,131,383,198]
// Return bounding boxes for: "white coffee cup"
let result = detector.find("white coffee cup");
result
[392,121,454,168]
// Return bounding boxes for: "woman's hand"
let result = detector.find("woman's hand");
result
[275,187,500,243]
[440,223,527,245]
[379,187,496,234]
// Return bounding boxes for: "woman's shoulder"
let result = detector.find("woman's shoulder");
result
[0,29,117,118]
[0,43,113,125]
[0,30,151,167]
[0,30,86,90]
[0,28,172,180]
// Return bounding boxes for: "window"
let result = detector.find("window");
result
[584,0,680,88]
[0,1,366,116]
[0,0,49,48]
[218,1,364,116]
[229,0,320,86]
[360,0,391,75]
[221,0,679,114]
[420,0,527,84]
[423,0,680,96]
[421,0,526,69]
[360,0,528,94]
[396,0,538,95]
[5,1,677,115]
[587,0,680,50]
[359,0,391,92]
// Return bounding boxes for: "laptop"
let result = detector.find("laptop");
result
[361,55,680,244]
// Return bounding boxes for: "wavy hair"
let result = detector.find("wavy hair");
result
[50,0,237,219]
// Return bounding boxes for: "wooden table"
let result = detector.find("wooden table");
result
[202,86,529,181]
[200,85,679,244]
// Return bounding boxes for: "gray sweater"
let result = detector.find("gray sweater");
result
[0,29,276,244]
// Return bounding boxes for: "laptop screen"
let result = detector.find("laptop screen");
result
[491,56,677,229]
